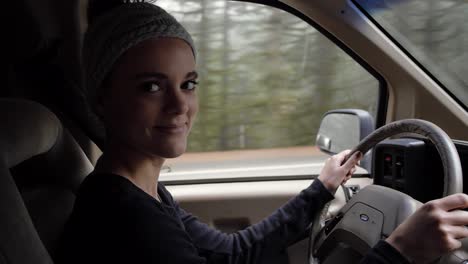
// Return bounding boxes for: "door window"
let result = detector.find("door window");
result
[156,0,381,181]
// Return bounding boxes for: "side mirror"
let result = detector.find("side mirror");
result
[316,109,375,170]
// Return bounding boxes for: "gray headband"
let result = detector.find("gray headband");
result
[82,2,196,109]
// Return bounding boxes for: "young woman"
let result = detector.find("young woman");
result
[58,1,468,263]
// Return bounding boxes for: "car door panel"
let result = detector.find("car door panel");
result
[166,177,372,264]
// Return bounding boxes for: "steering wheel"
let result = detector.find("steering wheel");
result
[309,119,464,264]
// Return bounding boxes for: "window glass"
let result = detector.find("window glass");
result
[356,0,468,108]
[156,0,380,179]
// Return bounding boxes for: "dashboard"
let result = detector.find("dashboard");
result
[373,138,468,202]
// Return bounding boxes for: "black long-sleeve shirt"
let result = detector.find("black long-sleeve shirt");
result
[58,173,410,264]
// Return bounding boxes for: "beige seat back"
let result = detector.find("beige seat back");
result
[0,99,93,263]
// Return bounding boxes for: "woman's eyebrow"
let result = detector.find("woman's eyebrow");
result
[186,71,198,79]
[134,71,198,80]
[134,72,168,80]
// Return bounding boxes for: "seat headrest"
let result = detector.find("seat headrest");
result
[0,99,61,168]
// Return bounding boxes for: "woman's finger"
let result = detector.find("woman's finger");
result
[444,209,468,226]
[344,170,354,182]
[334,150,352,165]
[433,193,468,212]
[446,237,463,251]
[343,152,361,171]
[346,167,357,177]
[446,225,468,239]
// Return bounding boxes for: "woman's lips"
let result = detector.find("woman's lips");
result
[154,124,187,134]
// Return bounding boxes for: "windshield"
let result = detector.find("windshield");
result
[355,0,468,109]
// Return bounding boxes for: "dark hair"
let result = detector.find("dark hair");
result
[87,0,157,24]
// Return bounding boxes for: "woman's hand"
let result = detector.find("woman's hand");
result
[386,193,468,263]
[317,150,362,193]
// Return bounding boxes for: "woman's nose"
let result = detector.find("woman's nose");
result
[164,88,189,115]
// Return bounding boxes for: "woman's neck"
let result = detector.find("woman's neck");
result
[94,141,165,199]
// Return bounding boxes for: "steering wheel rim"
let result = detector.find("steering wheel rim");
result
[309,118,463,263]
[346,118,462,195]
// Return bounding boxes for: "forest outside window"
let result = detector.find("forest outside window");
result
[156,0,380,181]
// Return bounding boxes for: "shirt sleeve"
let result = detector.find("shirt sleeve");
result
[359,240,412,264]
[161,179,334,264]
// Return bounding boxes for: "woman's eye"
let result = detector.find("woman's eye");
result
[183,80,198,91]
[143,83,161,93]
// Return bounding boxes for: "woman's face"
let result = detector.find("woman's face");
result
[99,37,198,159]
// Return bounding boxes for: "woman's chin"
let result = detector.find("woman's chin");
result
[155,144,187,159]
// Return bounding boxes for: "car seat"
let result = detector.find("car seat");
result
[0,99,93,263]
